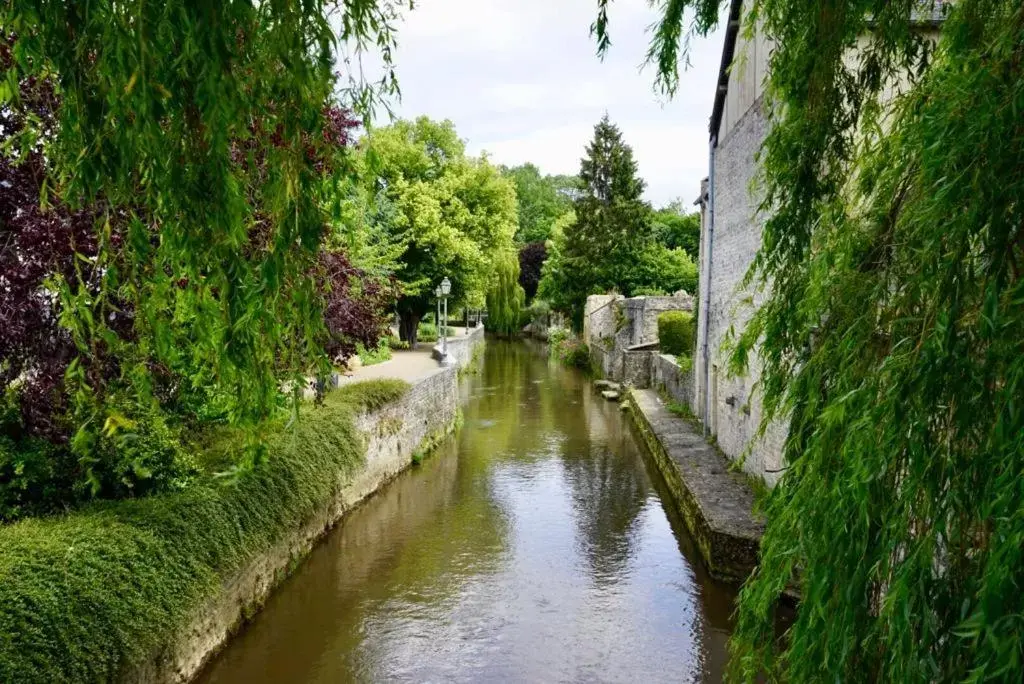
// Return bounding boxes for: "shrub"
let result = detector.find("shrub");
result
[356,341,392,367]
[548,326,570,349]
[0,379,409,682]
[548,328,592,372]
[1,387,199,523]
[528,299,551,326]
[418,322,438,342]
[386,335,410,351]
[658,310,694,357]
[558,339,592,371]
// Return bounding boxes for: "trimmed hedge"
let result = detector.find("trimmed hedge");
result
[657,310,695,357]
[0,379,409,682]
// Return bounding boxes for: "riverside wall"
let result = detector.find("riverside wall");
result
[135,333,484,684]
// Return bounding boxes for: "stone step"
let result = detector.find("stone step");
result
[625,389,764,582]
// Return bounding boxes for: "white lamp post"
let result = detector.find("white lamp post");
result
[440,277,451,356]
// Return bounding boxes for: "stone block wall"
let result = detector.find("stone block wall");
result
[583,294,622,348]
[652,354,695,410]
[622,350,653,388]
[622,294,696,348]
[433,325,484,366]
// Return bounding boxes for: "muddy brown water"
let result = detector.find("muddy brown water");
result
[197,340,737,683]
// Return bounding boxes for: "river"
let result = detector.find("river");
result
[198,340,737,683]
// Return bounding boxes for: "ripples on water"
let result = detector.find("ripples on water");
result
[198,341,736,684]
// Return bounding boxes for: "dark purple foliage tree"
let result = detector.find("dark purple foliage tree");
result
[518,241,547,303]
[319,252,395,363]
[1,32,390,516]
[0,38,101,440]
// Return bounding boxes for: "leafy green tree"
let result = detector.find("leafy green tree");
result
[502,163,576,243]
[621,242,697,296]
[652,202,701,259]
[1,1,405,466]
[485,252,525,337]
[361,118,517,345]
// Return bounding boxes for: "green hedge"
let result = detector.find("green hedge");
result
[658,310,695,357]
[0,379,409,682]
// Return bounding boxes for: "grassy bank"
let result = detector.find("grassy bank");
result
[0,379,409,683]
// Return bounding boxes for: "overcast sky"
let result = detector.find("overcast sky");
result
[360,0,726,207]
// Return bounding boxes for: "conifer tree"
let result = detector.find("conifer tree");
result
[555,115,653,326]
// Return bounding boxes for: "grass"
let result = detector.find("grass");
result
[357,341,392,367]
[0,379,409,683]
[664,396,697,422]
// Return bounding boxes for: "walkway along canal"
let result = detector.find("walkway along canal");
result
[198,341,738,683]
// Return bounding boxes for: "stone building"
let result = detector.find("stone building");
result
[692,0,946,486]
[692,0,786,486]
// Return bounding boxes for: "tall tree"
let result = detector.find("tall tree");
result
[360,118,517,345]
[540,115,692,326]
[485,252,525,337]
[518,241,548,302]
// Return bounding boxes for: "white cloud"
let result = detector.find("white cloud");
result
[361,0,726,206]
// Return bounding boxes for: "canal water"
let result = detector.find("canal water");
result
[198,341,737,683]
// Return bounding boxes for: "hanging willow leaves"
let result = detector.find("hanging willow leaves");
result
[485,252,525,337]
[1,1,408,464]
[601,0,1023,679]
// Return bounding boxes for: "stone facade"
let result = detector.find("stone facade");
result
[137,335,484,684]
[690,1,942,488]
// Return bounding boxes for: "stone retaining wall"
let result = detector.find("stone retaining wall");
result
[652,353,695,410]
[626,389,763,582]
[140,334,483,684]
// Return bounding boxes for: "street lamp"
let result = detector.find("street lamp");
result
[439,277,451,356]
[434,284,443,349]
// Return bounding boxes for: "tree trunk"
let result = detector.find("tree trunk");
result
[398,311,420,348]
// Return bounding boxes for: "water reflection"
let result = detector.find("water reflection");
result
[199,340,736,684]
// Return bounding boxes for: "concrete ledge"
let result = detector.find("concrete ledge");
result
[625,388,763,582]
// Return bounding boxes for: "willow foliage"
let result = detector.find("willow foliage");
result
[1,1,407,462]
[486,252,525,337]
[598,0,1024,680]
